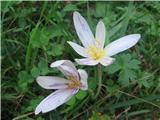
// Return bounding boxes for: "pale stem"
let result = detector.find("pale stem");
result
[94,64,102,99]
[12,112,34,120]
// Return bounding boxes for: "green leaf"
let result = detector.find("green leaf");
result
[63,4,78,12]
[25,96,44,112]
[31,67,40,78]
[118,69,136,86]
[76,91,87,100]
[18,71,33,91]
[119,2,134,36]
[137,72,153,88]
[128,59,140,69]
[46,43,63,56]
[120,53,132,64]
[108,54,140,86]
[1,93,17,101]
[38,59,49,75]
[1,1,19,12]
[107,62,121,74]
[30,27,50,48]
[47,25,64,38]
[66,96,76,106]
[108,22,122,42]
[107,84,118,95]
[95,2,106,17]
[139,79,150,88]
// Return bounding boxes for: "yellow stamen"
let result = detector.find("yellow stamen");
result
[86,44,105,60]
[67,76,81,89]
[95,39,101,46]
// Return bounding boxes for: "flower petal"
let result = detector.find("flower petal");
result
[50,60,79,80]
[75,58,99,66]
[67,41,89,57]
[100,57,115,66]
[78,69,88,90]
[36,76,69,89]
[73,11,95,47]
[35,89,78,114]
[105,34,141,56]
[95,21,105,48]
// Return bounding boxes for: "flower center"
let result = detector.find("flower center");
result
[86,45,105,60]
[67,76,81,89]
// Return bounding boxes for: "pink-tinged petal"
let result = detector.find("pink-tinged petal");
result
[105,34,141,56]
[100,57,115,66]
[36,76,69,89]
[50,60,79,80]
[95,21,105,48]
[73,11,95,47]
[50,60,66,67]
[67,41,89,57]
[35,89,78,115]
[75,58,99,66]
[72,89,79,95]
[78,69,88,90]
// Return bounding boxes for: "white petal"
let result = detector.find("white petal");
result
[96,21,105,48]
[35,89,78,114]
[78,69,88,90]
[100,57,115,66]
[75,58,99,66]
[67,41,89,57]
[73,11,95,47]
[50,60,79,80]
[105,34,141,56]
[36,76,69,89]
[50,60,66,67]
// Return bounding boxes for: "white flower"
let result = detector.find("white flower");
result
[68,11,141,66]
[35,60,88,114]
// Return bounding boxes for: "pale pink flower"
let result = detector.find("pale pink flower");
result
[35,60,88,114]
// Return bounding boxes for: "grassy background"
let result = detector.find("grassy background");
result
[1,1,160,120]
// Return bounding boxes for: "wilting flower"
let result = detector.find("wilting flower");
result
[35,60,88,114]
[68,11,141,66]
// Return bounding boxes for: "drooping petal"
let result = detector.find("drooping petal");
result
[35,89,78,114]
[78,69,88,90]
[75,58,99,66]
[73,11,95,47]
[95,21,105,48]
[100,57,115,66]
[50,60,66,67]
[50,60,79,80]
[36,76,69,89]
[105,34,141,56]
[67,41,89,57]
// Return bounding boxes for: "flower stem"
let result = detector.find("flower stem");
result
[94,64,102,99]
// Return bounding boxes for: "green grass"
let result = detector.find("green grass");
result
[1,1,160,120]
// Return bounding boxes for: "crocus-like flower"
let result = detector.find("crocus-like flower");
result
[68,11,141,66]
[35,60,88,114]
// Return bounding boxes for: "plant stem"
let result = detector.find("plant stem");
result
[118,90,160,109]
[94,64,102,99]
[12,112,34,120]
